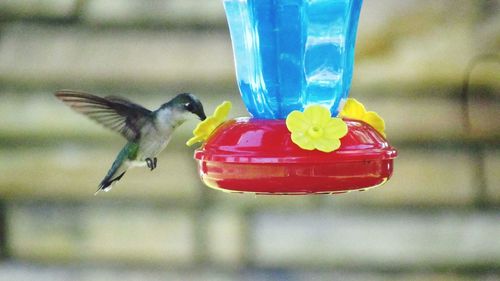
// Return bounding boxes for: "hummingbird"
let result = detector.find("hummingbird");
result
[55,90,206,194]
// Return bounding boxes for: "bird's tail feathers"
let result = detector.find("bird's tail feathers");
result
[95,158,128,195]
[95,171,126,195]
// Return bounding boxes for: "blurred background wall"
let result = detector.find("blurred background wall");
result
[0,0,499,280]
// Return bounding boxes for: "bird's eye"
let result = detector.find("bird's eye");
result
[185,103,194,111]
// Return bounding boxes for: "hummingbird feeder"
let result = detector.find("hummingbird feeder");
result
[191,0,397,194]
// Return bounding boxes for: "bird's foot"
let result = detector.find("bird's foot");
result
[146,157,158,171]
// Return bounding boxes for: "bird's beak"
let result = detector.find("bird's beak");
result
[197,109,207,121]
[190,100,206,121]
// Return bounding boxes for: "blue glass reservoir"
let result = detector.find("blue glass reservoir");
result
[223,0,363,119]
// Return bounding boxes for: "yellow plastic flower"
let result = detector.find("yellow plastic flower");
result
[286,105,348,153]
[186,101,232,146]
[340,98,386,137]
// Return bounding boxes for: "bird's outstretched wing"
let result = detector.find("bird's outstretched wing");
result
[55,90,153,141]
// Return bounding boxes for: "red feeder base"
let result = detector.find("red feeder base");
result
[194,118,397,194]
